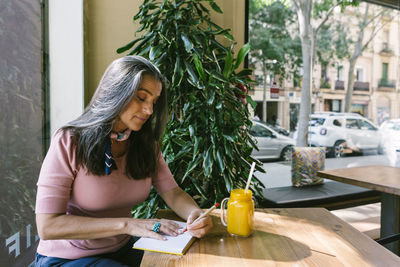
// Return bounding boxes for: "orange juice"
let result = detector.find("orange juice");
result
[221,189,254,237]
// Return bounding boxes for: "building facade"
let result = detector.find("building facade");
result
[250,5,400,131]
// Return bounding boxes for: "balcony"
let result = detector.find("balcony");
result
[380,43,393,55]
[320,81,331,89]
[335,80,344,90]
[353,81,369,92]
[378,79,396,89]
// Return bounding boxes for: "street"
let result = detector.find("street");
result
[255,153,394,189]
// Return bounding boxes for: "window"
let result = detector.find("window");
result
[332,100,341,112]
[309,118,326,126]
[383,29,389,45]
[391,123,400,131]
[255,74,264,86]
[1,0,46,264]
[346,119,360,129]
[356,68,364,82]
[250,124,273,138]
[336,65,344,80]
[333,119,342,127]
[321,64,328,79]
[293,74,301,87]
[382,63,389,81]
[359,120,376,130]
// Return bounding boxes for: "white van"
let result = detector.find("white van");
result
[306,113,380,157]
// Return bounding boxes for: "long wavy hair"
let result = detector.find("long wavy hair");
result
[62,56,167,179]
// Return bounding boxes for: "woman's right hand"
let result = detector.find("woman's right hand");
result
[125,218,183,240]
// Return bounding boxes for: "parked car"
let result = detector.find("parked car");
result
[379,119,400,155]
[252,119,290,136]
[302,112,381,158]
[250,120,295,161]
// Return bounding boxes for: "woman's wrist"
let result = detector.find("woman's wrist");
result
[121,217,132,235]
[193,208,203,216]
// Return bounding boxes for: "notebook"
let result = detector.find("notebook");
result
[132,221,196,255]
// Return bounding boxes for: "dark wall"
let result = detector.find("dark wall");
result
[0,0,43,266]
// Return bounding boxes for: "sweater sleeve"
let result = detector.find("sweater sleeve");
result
[152,154,178,194]
[35,129,78,214]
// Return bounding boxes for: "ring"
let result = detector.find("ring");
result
[153,222,161,233]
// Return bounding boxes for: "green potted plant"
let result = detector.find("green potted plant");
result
[118,0,264,218]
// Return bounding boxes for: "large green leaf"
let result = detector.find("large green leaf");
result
[203,146,213,177]
[234,43,250,70]
[246,95,257,109]
[207,90,215,105]
[237,68,253,77]
[128,34,154,55]
[209,1,222,13]
[149,46,163,61]
[189,125,194,137]
[216,150,224,173]
[189,176,207,199]
[222,31,234,41]
[192,54,205,81]
[222,172,232,193]
[173,144,191,160]
[184,61,200,87]
[210,70,228,83]
[154,52,167,66]
[172,56,183,87]
[222,52,233,78]
[181,33,193,53]
[222,134,235,143]
[193,136,200,158]
[181,156,202,183]
[117,37,143,54]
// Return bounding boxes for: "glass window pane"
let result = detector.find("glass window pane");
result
[359,120,375,130]
[346,119,360,129]
[333,119,343,127]
[0,0,44,265]
[251,124,272,137]
[310,118,325,126]
[382,63,388,80]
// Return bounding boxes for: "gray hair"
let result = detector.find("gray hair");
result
[63,55,167,178]
[68,55,164,131]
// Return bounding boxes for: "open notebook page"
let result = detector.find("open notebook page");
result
[132,221,196,255]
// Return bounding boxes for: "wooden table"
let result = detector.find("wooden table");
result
[139,208,400,266]
[318,165,400,253]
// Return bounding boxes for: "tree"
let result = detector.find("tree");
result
[118,0,264,218]
[290,0,357,146]
[342,3,393,112]
[316,23,351,73]
[249,0,302,122]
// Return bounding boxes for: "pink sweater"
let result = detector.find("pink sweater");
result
[35,130,178,259]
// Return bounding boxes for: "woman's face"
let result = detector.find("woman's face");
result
[114,74,162,132]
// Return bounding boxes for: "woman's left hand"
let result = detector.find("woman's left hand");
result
[185,209,213,238]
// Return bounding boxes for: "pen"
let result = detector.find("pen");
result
[182,203,220,233]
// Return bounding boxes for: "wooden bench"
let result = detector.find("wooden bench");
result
[260,181,381,210]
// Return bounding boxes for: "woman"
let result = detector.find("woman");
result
[35,56,213,266]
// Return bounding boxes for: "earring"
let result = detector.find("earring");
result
[104,137,117,175]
